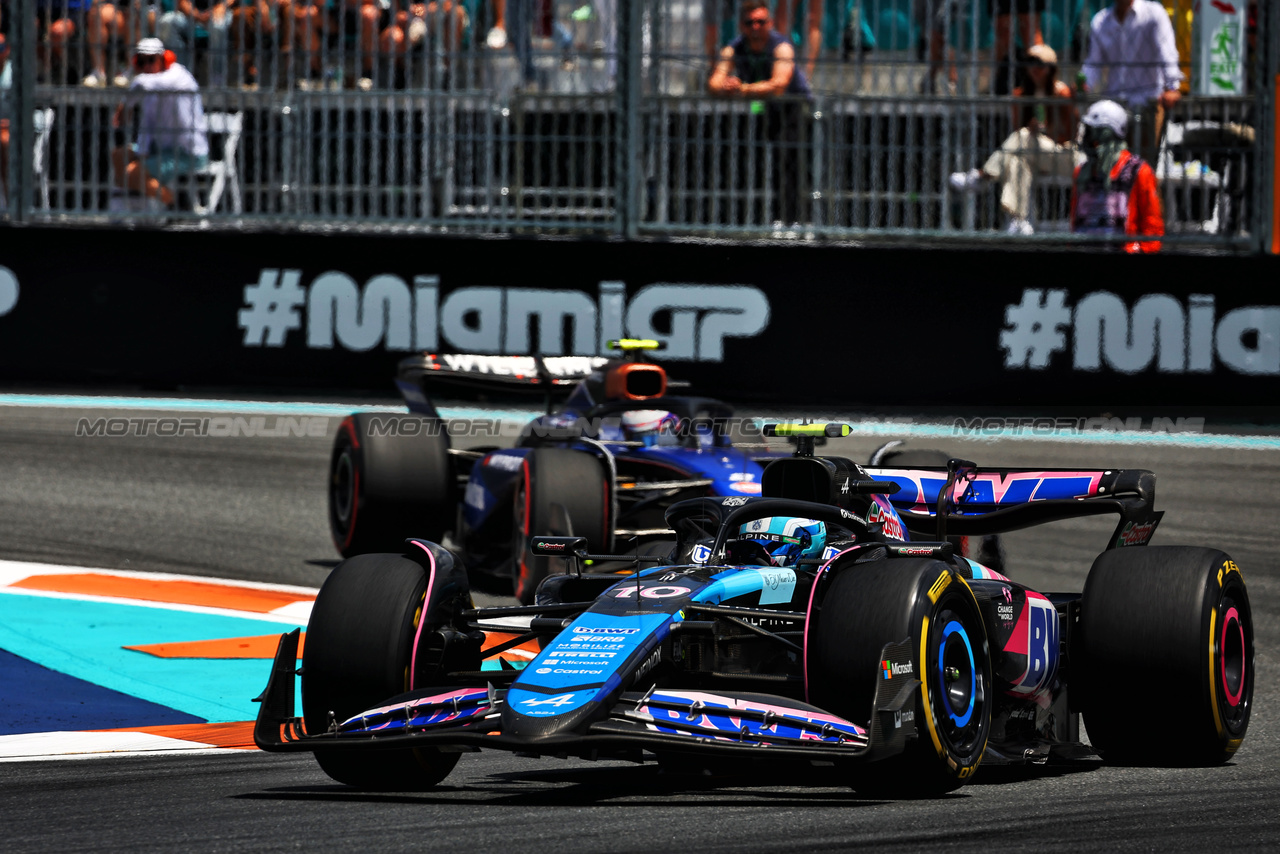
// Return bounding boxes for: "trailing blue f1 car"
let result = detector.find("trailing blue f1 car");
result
[328,341,787,602]
[261,424,1253,796]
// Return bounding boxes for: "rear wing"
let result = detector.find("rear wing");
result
[396,353,611,414]
[865,465,1162,549]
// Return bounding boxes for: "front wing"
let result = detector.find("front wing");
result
[254,630,920,764]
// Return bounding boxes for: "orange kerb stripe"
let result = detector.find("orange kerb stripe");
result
[125,633,306,659]
[89,721,257,749]
[482,631,542,658]
[10,573,314,613]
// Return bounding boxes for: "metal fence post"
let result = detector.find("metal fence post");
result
[9,0,38,222]
[615,0,642,238]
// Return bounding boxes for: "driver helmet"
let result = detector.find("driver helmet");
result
[621,409,678,446]
[1080,100,1128,146]
[738,516,827,567]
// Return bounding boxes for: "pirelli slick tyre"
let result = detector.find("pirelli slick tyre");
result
[512,448,610,605]
[808,556,991,797]
[301,546,472,790]
[1078,546,1253,766]
[329,412,454,558]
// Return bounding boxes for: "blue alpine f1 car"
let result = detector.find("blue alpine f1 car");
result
[328,341,789,602]
[261,424,1253,796]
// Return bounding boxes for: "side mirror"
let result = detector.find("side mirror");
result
[528,536,588,558]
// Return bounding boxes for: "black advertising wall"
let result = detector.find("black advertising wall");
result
[0,226,1277,406]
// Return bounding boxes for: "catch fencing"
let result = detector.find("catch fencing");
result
[1,0,1275,249]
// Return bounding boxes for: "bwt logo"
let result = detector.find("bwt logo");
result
[1001,289,1280,376]
[238,272,771,362]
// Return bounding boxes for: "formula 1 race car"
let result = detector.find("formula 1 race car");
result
[258,425,1254,796]
[328,340,789,602]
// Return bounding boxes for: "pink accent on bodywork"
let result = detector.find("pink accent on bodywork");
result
[355,687,484,720]
[803,547,858,703]
[645,690,865,734]
[409,540,437,690]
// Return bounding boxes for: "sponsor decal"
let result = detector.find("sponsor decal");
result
[730,481,763,494]
[728,472,755,482]
[690,544,712,564]
[1001,289,1280,377]
[821,546,842,561]
[721,497,750,507]
[893,709,916,728]
[896,547,935,556]
[757,567,797,606]
[240,274,771,362]
[882,659,914,679]
[536,667,552,674]
[1116,520,1156,547]
[485,453,526,472]
[997,604,1015,623]
[535,540,567,552]
[634,648,662,681]
[868,496,906,541]
[1217,560,1241,587]
[573,627,640,634]
[1003,594,1061,695]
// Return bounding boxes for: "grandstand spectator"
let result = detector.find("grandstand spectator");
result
[1070,99,1163,252]
[156,0,233,86]
[991,0,1044,95]
[916,0,960,95]
[486,0,575,89]
[32,0,83,83]
[705,0,822,84]
[709,0,812,230]
[1080,0,1181,166]
[950,43,1078,234]
[84,0,142,87]
[380,0,468,88]
[111,37,208,207]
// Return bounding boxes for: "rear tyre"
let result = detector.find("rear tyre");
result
[512,448,610,604]
[808,556,991,797]
[1078,546,1253,765]
[329,412,454,557]
[302,547,472,789]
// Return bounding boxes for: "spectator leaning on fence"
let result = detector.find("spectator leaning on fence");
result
[1069,99,1163,252]
[1080,0,1182,165]
[709,0,813,231]
[112,38,209,209]
[951,43,1079,234]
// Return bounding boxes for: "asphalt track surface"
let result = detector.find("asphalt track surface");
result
[1,401,1278,853]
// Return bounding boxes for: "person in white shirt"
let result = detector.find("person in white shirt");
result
[1081,0,1182,164]
[111,38,209,209]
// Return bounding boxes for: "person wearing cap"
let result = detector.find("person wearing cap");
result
[1069,99,1163,253]
[950,43,1078,235]
[1080,0,1182,165]
[111,38,209,209]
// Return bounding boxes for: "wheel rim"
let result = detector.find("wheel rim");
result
[1215,586,1251,735]
[928,598,988,759]
[332,450,356,528]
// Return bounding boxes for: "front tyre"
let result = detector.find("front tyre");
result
[808,557,991,797]
[1078,546,1253,765]
[301,547,471,789]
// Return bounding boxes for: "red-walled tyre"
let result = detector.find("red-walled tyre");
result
[512,448,610,604]
[329,412,454,557]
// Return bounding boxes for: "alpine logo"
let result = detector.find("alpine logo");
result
[882,659,914,679]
